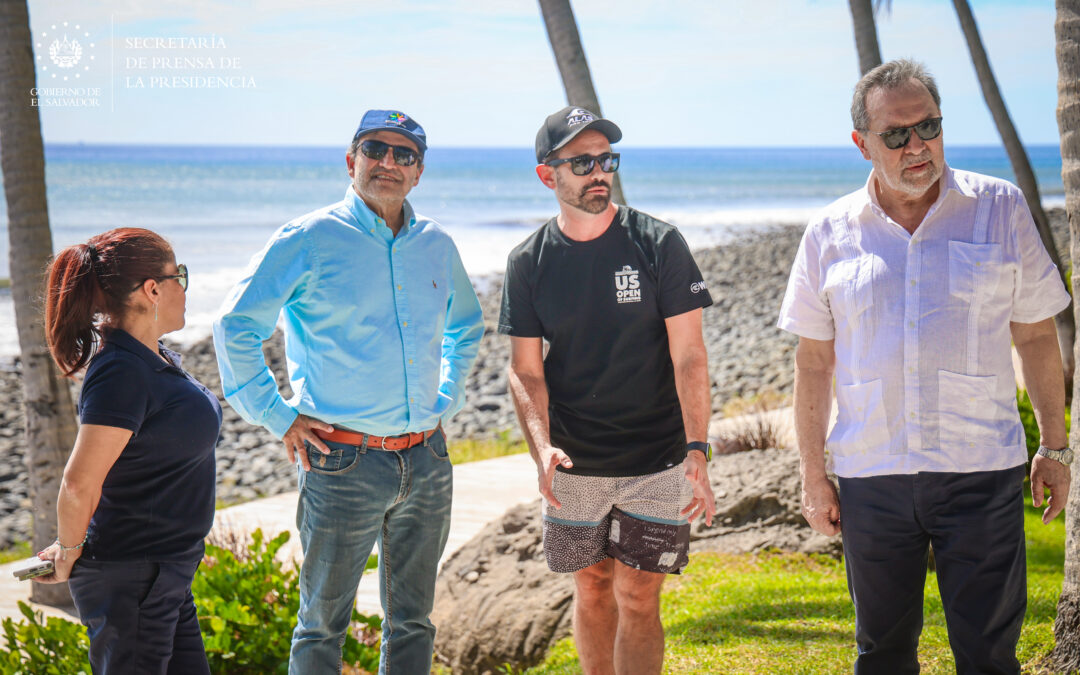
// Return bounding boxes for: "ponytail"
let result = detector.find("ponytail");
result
[44,228,174,376]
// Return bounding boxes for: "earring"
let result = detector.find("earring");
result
[154,302,158,322]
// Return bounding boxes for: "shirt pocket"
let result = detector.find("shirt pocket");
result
[824,256,874,320]
[948,241,1002,301]
[827,379,892,459]
[937,369,999,449]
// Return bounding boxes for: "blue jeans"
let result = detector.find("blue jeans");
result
[288,431,453,675]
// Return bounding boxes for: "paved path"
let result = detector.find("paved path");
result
[0,452,539,622]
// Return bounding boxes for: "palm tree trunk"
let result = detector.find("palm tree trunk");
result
[848,0,883,75]
[1049,1,1080,669]
[0,0,78,606]
[537,0,626,205]
[953,0,1076,388]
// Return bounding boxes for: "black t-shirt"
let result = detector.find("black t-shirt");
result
[499,206,713,476]
[78,329,222,562]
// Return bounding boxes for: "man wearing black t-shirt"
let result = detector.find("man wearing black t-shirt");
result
[499,106,716,674]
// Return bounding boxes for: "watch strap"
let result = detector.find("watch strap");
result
[687,441,712,461]
[1037,445,1073,465]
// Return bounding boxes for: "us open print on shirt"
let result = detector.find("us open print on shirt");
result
[614,265,642,304]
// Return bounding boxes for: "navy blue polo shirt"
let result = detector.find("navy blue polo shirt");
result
[78,329,221,563]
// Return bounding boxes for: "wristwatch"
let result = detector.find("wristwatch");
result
[1037,445,1074,466]
[687,441,712,462]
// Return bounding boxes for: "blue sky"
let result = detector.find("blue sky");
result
[26,0,1058,148]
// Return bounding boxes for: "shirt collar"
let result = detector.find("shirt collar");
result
[343,186,416,237]
[861,163,967,221]
[105,328,181,371]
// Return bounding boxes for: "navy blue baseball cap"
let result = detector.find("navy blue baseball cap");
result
[536,106,621,163]
[353,110,427,153]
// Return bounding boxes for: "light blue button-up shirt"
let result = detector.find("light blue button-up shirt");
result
[214,186,484,439]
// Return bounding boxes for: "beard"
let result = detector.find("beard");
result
[892,151,942,196]
[558,179,611,214]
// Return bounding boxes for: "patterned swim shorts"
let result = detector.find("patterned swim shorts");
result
[542,463,693,574]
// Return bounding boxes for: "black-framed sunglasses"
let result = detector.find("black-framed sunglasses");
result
[359,139,421,167]
[872,117,943,150]
[546,152,620,176]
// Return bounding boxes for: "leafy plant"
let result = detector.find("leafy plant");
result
[194,528,381,674]
[0,601,89,675]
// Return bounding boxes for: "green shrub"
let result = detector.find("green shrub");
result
[0,601,89,675]
[194,529,381,674]
[0,530,382,674]
[1017,388,1071,464]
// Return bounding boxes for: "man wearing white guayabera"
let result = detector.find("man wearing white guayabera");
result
[778,59,1072,674]
[215,110,483,674]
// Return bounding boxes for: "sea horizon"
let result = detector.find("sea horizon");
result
[0,142,1066,359]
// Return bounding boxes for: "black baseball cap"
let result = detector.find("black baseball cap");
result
[353,109,427,153]
[535,106,622,164]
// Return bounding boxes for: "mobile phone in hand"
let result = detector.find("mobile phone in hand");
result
[12,556,54,581]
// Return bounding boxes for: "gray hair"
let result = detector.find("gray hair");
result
[851,58,941,130]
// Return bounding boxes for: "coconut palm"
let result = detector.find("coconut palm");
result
[0,0,77,606]
[848,0,883,75]
[1049,1,1080,669]
[952,0,1075,382]
[537,0,626,205]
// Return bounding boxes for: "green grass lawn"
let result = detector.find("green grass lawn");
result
[528,496,1065,674]
[447,432,528,464]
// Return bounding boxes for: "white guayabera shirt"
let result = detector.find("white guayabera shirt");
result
[778,165,1070,479]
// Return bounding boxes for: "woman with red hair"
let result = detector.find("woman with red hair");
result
[34,227,220,674]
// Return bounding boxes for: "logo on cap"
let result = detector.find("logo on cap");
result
[566,107,596,127]
[387,112,408,126]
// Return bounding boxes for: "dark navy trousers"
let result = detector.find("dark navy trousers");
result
[68,557,209,675]
[837,465,1027,675]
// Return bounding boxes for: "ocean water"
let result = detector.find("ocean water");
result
[0,144,1065,357]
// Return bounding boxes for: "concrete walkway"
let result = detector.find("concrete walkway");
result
[0,452,539,622]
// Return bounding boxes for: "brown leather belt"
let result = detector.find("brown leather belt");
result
[314,426,438,451]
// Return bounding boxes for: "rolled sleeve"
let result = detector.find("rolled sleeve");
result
[1010,196,1070,324]
[778,227,836,340]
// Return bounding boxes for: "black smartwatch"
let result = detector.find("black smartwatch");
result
[686,441,712,462]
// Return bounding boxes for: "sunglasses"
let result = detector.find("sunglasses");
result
[873,117,943,150]
[546,152,620,176]
[359,139,421,167]
[156,263,189,291]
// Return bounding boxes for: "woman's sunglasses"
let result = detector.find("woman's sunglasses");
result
[545,152,620,176]
[359,139,421,167]
[131,263,188,292]
[873,117,943,150]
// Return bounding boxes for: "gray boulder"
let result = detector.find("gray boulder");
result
[432,501,574,675]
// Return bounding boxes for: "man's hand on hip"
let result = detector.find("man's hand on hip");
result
[535,445,573,508]
[1031,454,1071,524]
[802,473,842,536]
[680,450,716,527]
[284,414,335,472]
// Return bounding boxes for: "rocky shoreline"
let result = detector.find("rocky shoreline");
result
[0,208,1069,550]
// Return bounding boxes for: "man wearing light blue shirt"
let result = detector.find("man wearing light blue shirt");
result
[214,109,483,674]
